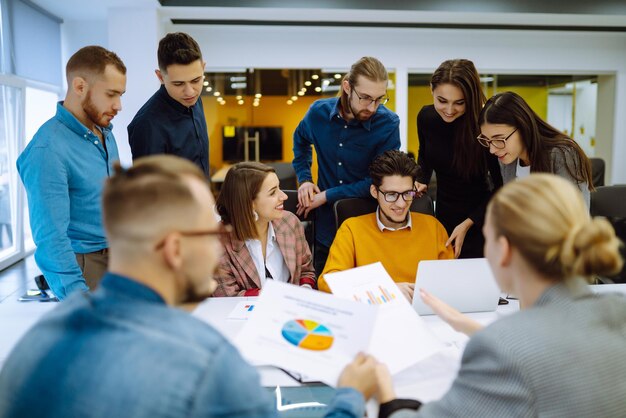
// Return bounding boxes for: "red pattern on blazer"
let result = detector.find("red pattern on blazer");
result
[213,211,316,296]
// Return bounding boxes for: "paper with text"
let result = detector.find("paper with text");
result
[235,281,377,386]
[324,262,444,374]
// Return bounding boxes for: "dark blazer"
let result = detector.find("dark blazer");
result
[213,211,316,296]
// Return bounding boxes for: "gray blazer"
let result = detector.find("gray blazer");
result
[500,147,591,207]
[391,279,626,418]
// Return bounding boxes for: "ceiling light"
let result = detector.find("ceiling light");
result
[297,91,304,96]
[219,101,226,105]
[238,99,244,105]
[231,82,247,89]
[287,100,293,105]
[304,81,312,86]
[300,87,307,92]
[291,96,298,101]
[253,101,260,107]
[205,87,212,92]
[213,91,221,97]
[203,81,209,86]
[315,87,322,92]
[236,95,243,100]
[311,74,319,80]
[322,79,330,86]
[334,73,342,79]
[254,93,262,98]
[230,76,246,82]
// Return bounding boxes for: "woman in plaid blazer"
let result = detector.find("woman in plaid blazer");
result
[213,162,316,296]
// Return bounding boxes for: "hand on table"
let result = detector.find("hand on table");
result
[397,282,415,302]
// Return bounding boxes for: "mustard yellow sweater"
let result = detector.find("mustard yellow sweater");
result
[319,212,454,292]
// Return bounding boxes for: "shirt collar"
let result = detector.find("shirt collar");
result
[376,207,412,232]
[99,272,166,305]
[55,101,113,137]
[157,84,194,114]
[328,97,374,131]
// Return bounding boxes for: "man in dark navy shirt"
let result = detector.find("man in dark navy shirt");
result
[292,57,400,275]
[128,32,209,177]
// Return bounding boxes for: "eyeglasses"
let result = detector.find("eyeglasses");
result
[351,86,389,107]
[477,128,517,149]
[155,224,232,250]
[377,188,417,203]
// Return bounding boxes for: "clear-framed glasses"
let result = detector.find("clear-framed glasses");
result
[377,188,417,203]
[155,224,232,250]
[477,128,517,149]
[351,86,389,106]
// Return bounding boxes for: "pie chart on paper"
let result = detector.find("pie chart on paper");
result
[281,319,334,351]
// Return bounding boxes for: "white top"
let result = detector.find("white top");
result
[245,222,290,285]
[516,159,531,179]
[376,207,412,232]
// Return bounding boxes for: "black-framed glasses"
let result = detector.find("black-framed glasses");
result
[477,128,517,149]
[351,86,389,106]
[377,188,417,203]
[155,224,232,250]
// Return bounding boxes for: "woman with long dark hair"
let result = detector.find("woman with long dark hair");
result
[477,91,593,206]
[416,59,501,258]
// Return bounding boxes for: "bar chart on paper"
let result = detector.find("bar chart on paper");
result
[352,285,398,305]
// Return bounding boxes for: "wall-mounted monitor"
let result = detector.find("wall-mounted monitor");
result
[222,126,283,162]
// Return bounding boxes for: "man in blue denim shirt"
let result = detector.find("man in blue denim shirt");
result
[0,155,379,418]
[293,57,400,275]
[17,46,126,299]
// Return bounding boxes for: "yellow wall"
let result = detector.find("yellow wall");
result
[202,73,397,181]
[408,85,549,157]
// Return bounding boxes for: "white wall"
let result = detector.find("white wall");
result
[59,8,626,182]
[61,20,108,90]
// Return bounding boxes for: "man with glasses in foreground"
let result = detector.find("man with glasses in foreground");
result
[0,155,380,417]
[318,150,453,301]
[293,56,400,276]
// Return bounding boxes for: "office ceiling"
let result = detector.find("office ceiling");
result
[28,0,626,23]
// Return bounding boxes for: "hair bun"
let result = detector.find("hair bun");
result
[560,218,623,277]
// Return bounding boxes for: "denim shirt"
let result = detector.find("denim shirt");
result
[16,102,119,299]
[293,97,400,247]
[0,273,365,418]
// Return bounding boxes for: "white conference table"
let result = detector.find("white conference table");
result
[1,284,625,404]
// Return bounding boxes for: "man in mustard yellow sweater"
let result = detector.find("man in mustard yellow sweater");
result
[319,150,454,301]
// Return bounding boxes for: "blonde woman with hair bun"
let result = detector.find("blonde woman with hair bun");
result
[342,174,626,418]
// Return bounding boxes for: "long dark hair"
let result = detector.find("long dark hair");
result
[478,91,593,191]
[430,59,486,179]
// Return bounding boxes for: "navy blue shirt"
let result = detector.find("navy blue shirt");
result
[293,97,400,247]
[128,85,209,177]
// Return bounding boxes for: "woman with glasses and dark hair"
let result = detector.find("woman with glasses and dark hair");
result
[416,59,502,259]
[478,91,593,206]
[213,162,316,296]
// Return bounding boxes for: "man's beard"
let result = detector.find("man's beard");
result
[82,91,114,128]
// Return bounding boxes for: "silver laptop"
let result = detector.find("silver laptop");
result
[412,258,501,315]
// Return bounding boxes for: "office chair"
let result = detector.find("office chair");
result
[590,158,606,188]
[266,162,298,191]
[334,194,434,230]
[283,190,316,261]
[590,185,626,283]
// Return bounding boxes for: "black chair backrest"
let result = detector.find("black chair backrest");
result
[283,190,315,258]
[267,162,298,191]
[591,185,626,218]
[590,158,606,188]
[334,194,434,230]
[590,185,626,283]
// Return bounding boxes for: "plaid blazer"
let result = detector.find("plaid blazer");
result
[213,211,316,296]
